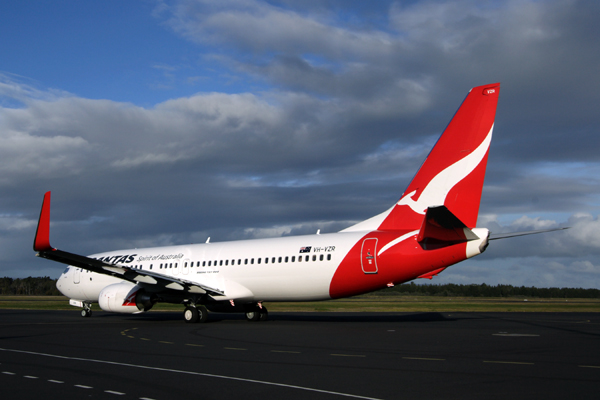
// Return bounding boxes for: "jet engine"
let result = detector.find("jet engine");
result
[98,282,157,313]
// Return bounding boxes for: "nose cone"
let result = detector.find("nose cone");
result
[56,273,67,296]
[55,268,76,298]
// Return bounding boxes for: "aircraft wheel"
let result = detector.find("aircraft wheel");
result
[245,310,260,322]
[259,307,268,322]
[184,306,199,323]
[197,305,209,323]
[81,309,92,318]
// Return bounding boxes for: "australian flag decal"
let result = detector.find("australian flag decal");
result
[299,246,312,253]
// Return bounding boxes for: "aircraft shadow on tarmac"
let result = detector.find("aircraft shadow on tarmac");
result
[108,311,459,324]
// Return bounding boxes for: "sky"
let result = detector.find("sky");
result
[1,0,599,289]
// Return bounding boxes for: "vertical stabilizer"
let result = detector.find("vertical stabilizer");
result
[376,83,500,231]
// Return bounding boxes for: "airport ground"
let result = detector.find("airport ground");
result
[0,298,599,399]
[1,294,599,312]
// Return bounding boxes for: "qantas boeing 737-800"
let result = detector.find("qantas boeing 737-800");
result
[32,83,560,323]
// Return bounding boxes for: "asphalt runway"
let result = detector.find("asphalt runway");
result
[1,310,599,400]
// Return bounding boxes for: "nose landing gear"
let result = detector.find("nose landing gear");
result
[80,302,92,317]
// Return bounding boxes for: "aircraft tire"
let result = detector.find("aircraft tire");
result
[81,309,92,318]
[184,306,199,323]
[197,305,209,323]
[245,310,260,322]
[259,307,268,322]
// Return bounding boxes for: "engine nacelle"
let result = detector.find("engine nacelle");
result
[98,282,156,313]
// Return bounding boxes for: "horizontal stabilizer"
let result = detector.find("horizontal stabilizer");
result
[418,267,447,280]
[417,205,479,249]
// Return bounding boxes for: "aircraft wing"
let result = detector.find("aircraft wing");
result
[34,192,224,297]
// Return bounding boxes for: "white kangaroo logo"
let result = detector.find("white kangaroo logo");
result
[397,125,494,215]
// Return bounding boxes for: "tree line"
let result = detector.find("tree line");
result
[0,277,61,296]
[1,277,599,298]
[377,282,600,298]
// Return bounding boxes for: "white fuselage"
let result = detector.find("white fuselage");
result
[56,231,365,303]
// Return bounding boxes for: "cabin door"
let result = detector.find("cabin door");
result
[361,238,378,274]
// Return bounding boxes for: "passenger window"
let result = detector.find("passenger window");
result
[238,259,241,265]
[319,254,324,261]
[291,256,295,262]
[272,257,276,263]
[208,261,211,267]
[278,257,282,263]
[251,258,254,264]
[327,254,331,261]
[258,258,261,264]
[244,259,248,265]
[225,260,228,266]
[305,255,309,262]
[298,256,302,263]
[312,255,316,261]
[285,256,288,263]
[150,264,153,270]
[220,260,223,266]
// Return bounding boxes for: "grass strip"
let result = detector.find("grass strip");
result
[0,295,598,312]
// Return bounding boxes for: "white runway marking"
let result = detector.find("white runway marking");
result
[493,333,540,337]
[0,347,382,400]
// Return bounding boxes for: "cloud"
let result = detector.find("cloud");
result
[2,1,600,290]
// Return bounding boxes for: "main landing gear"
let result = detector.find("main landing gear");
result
[183,301,268,323]
[183,304,209,323]
[245,304,268,322]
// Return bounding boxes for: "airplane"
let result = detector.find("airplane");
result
[32,82,562,323]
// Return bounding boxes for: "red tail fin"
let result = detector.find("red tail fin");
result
[377,83,500,230]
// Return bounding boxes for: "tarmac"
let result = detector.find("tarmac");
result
[1,309,599,399]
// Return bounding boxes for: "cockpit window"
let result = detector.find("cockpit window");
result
[63,267,70,274]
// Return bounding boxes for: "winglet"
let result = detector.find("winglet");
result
[33,191,55,252]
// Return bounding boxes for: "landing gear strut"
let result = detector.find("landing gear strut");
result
[183,304,208,323]
[81,302,92,318]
